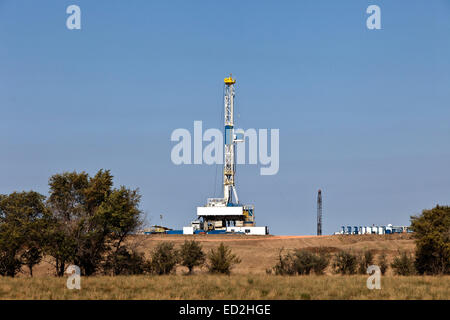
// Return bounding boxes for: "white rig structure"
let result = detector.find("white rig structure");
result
[185,75,268,235]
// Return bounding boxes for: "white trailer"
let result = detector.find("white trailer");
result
[226,226,268,235]
[197,206,243,216]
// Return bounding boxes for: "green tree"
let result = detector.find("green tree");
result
[179,240,205,274]
[45,171,89,276]
[150,242,179,275]
[43,223,77,277]
[96,186,142,252]
[0,191,48,277]
[0,251,22,277]
[410,205,450,275]
[21,247,42,277]
[207,242,241,275]
[46,170,142,276]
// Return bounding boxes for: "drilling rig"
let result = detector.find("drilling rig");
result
[187,75,268,235]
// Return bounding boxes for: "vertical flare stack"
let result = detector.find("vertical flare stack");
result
[317,189,322,236]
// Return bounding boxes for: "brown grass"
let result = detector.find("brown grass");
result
[0,274,448,300]
[3,234,445,300]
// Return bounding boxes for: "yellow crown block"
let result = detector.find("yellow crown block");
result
[224,75,236,85]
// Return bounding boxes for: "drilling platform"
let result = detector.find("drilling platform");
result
[183,75,268,235]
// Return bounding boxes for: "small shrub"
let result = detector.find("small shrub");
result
[150,242,179,275]
[378,252,388,275]
[391,251,415,276]
[300,293,311,300]
[333,251,358,275]
[179,240,205,274]
[273,249,296,275]
[207,242,241,275]
[358,250,374,274]
[273,249,330,275]
[312,252,330,275]
[260,289,269,297]
[293,250,316,275]
[103,246,150,275]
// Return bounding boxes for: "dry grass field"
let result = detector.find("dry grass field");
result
[1,275,449,300]
[2,233,445,300]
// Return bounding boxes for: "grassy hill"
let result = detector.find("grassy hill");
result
[30,233,415,276]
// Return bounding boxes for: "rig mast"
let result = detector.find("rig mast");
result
[317,189,322,236]
[223,75,238,204]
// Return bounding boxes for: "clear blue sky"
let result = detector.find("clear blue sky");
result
[1,1,449,235]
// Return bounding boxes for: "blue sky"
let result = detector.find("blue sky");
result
[1,0,449,235]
